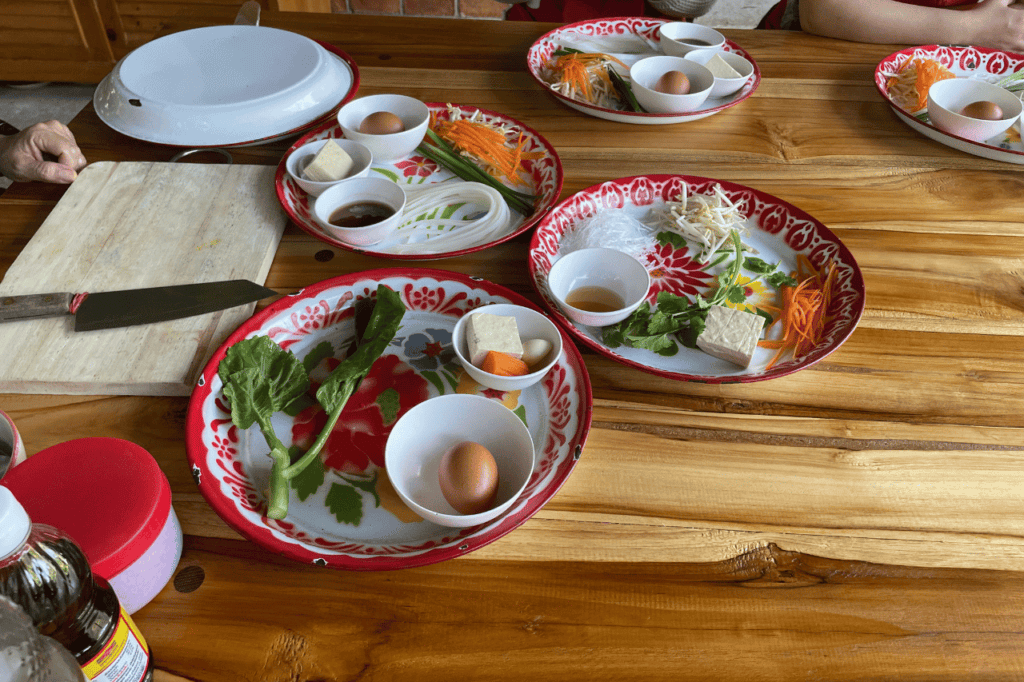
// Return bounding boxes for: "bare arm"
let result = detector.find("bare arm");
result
[799,0,1024,51]
[0,120,87,184]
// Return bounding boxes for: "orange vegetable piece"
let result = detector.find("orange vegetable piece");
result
[480,351,530,377]
[757,259,837,370]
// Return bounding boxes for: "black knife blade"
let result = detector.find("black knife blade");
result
[0,280,277,332]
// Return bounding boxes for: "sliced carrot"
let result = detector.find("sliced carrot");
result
[758,260,837,369]
[434,118,539,186]
[480,351,530,377]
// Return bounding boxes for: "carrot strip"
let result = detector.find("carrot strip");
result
[758,260,837,369]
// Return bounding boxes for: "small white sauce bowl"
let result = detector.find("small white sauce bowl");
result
[313,176,406,246]
[548,247,651,327]
[385,394,535,528]
[684,48,753,98]
[657,22,726,57]
[452,303,564,392]
[629,56,714,114]
[337,94,429,162]
[284,139,373,197]
[927,78,1023,143]
[0,409,25,481]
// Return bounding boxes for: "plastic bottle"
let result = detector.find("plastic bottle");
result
[0,595,86,682]
[0,488,153,682]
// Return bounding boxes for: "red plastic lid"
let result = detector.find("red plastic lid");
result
[0,438,171,579]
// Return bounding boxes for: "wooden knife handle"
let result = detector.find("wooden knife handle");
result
[0,293,74,322]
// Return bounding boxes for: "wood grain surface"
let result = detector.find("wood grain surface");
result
[2,13,1024,681]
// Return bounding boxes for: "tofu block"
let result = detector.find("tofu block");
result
[465,313,524,367]
[302,140,354,182]
[705,54,742,79]
[696,305,765,368]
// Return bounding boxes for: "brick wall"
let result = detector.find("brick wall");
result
[330,0,509,19]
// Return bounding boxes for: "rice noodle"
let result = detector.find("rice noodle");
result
[381,181,512,254]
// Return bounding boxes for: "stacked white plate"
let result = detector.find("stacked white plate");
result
[94,25,357,147]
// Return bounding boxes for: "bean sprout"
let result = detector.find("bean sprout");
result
[645,183,750,263]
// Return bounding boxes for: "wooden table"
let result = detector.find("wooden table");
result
[3,13,1024,680]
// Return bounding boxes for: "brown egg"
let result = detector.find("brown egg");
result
[654,70,690,96]
[438,441,499,515]
[960,100,1004,121]
[359,111,406,135]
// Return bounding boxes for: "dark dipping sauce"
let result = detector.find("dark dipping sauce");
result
[329,201,395,228]
[680,38,713,46]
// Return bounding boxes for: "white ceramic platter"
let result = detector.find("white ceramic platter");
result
[276,103,564,260]
[186,269,592,570]
[526,17,760,125]
[95,25,359,147]
[529,175,866,384]
[875,44,1024,164]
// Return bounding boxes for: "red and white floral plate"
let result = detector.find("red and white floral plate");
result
[526,17,760,125]
[276,103,563,260]
[875,45,1024,164]
[186,269,591,570]
[529,175,865,383]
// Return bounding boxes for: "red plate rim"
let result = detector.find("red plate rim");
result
[528,174,866,384]
[526,17,762,120]
[874,44,1024,159]
[185,268,593,570]
[275,103,564,260]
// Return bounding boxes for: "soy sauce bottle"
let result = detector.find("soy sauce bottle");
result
[0,487,154,682]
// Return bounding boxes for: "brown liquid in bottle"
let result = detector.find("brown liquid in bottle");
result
[329,201,394,228]
[565,286,625,313]
[0,525,154,681]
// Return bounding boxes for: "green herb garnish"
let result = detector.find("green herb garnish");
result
[217,284,406,520]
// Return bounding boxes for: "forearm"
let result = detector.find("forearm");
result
[799,0,972,44]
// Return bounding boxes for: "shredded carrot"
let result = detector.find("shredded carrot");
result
[433,117,544,187]
[885,57,954,113]
[547,52,627,105]
[757,260,838,369]
[480,351,530,377]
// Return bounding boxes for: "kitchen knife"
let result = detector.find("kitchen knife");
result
[0,280,277,332]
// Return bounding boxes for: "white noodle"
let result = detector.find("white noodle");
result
[379,182,511,254]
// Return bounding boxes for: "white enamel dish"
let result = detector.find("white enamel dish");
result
[526,17,760,125]
[95,25,359,147]
[875,44,1024,164]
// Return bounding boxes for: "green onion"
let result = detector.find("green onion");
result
[609,68,645,113]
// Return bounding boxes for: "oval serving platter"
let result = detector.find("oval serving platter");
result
[186,269,591,570]
[875,44,1024,164]
[529,175,865,384]
[526,17,761,125]
[277,103,563,260]
[95,26,360,148]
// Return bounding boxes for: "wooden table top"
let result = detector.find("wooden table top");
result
[3,12,1024,681]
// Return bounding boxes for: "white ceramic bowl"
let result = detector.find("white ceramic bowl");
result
[0,409,25,481]
[657,22,726,57]
[385,394,535,527]
[452,303,564,392]
[285,139,372,197]
[684,48,754,98]
[338,94,429,162]
[548,247,651,327]
[629,56,714,114]
[313,176,407,246]
[927,79,1023,143]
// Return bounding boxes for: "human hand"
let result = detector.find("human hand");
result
[966,0,1024,52]
[0,120,87,184]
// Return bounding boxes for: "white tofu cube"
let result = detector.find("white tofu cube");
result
[302,140,354,182]
[696,305,765,368]
[465,313,524,367]
[705,54,742,79]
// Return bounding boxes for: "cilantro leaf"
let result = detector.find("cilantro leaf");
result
[767,271,798,289]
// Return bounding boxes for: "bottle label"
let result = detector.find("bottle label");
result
[81,606,150,682]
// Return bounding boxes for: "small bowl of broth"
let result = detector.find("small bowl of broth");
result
[657,22,726,57]
[547,247,651,327]
[313,176,406,247]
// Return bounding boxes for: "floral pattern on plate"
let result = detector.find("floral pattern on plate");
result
[529,175,866,383]
[275,104,563,260]
[186,269,592,570]
[875,45,1024,164]
[526,17,761,125]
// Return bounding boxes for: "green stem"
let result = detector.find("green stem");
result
[281,390,352,480]
[266,447,292,520]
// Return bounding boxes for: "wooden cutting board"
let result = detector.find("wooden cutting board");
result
[0,161,286,396]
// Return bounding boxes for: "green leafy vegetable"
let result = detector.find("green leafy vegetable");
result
[218,284,406,520]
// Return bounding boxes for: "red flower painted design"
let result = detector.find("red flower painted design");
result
[395,156,438,179]
[291,354,430,474]
[643,242,714,301]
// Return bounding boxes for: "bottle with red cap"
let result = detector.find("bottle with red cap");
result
[0,487,153,682]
